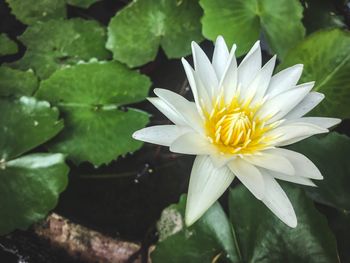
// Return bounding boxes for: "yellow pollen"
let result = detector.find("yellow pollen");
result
[204,94,277,155]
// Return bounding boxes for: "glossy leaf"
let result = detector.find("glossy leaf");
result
[0,153,69,235]
[106,0,203,67]
[279,29,350,118]
[5,0,66,25]
[66,0,101,8]
[0,67,38,97]
[10,18,110,79]
[37,61,150,166]
[0,97,63,161]
[289,132,350,212]
[229,184,339,263]
[0,33,18,56]
[151,195,239,263]
[200,0,305,58]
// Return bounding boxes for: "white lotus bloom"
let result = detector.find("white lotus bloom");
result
[132,36,340,228]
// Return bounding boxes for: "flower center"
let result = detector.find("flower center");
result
[204,95,276,155]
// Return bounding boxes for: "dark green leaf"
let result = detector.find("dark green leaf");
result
[0,153,69,235]
[10,19,110,79]
[279,29,350,119]
[0,67,38,97]
[106,0,203,67]
[200,0,305,58]
[5,0,66,25]
[37,61,150,166]
[289,132,350,212]
[152,195,239,263]
[229,184,339,263]
[66,0,101,8]
[0,33,18,56]
[0,97,63,161]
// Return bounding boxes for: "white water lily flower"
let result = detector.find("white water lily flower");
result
[132,36,340,228]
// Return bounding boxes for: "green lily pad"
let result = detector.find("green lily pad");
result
[106,0,203,67]
[5,0,66,25]
[289,133,350,212]
[0,97,63,160]
[200,0,305,58]
[279,29,350,119]
[37,61,150,166]
[10,18,110,79]
[66,0,101,8]
[151,195,239,263]
[0,67,38,97]
[229,184,339,262]
[0,153,69,235]
[0,33,18,56]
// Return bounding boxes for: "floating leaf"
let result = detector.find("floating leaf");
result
[0,33,18,56]
[5,0,66,25]
[0,97,63,160]
[10,18,110,79]
[151,195,239,263]
[289,133,350,212]
[66,0,101,8]
[0,67,38,97]
[229,184,339,263]
[200,0,305,58]
[0,153,69,235]
[279,29,350,119]
[37,61,150,166]
[106,0,203,67]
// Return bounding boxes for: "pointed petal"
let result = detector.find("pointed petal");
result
[154,88,204,133]
[244,151,294,175]
[269,122,328,146]
[258,82,315,123]
[191,41,219,97]
[260,170,297,228]
[269,148,323,179]
[243,55,276,103]
[132,125,191,147]
[170,132,216,155]
[228,158,264,200]
[185,155,235,226]
[266,169,316,186]
[237,41,261,91]
[212,36,230,80]
[284,117,341,129]
[210,153,236,168]
[284,92,324,119]
[148,97,187,126]
[267,64,303,98]
[219,44,238,104]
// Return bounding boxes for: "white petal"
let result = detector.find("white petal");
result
[147,97,187,126]
[267,64,303,98]
[260,170,297,228]
[170,132,216,155]
[219,44,238,104]
[266,169,316,186]
[258,82,315,123]
[238,41,261,91]
[185,155,235,226]
[228,158,264,200]
[269,122,328,146]
[244,151,294,175]
[210,153,236,168]
[191,41,219,97]
[269,148,323,179]
[154,88,204,133]
[132,125,191,147]
[212,36,230,80]
[284,117,341,129]
[243,55,276,103]
[284,92,325,119]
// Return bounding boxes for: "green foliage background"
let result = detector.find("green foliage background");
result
[0,0,349,262]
